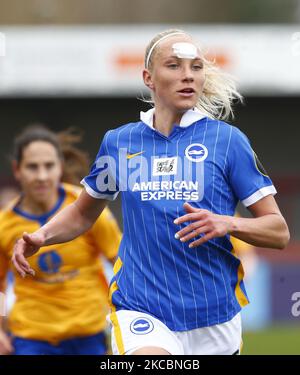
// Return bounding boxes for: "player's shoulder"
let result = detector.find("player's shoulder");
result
[100,122,145,154]
[0,198,22,240]
[205,117,235,131]
[201,118,244,145]
[104,121,145,141]
[209,118,248,140]
[61,182,82,200]
[0,209,5,224]
[0,196,20,221]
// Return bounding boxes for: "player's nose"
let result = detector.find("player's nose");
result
[181,65,194,82]
[36,167,48,180]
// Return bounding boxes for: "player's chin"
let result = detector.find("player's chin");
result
[32,190,51,204]
[174,97,198,111]
[175,101,197,112]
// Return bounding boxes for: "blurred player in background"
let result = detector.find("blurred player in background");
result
[0,125,121,355]
[12,29,289,355]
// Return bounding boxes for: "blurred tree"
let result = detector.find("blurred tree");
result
[229,0,299,23]
[0,0,298,25]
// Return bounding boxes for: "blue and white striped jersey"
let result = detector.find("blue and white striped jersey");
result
[82,108,276,331]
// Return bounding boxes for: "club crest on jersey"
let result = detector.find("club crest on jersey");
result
[153,157,178,176]
[38,250,62,274]
[253,152,269,177]
[185,143,208,162]
[130,317,154,335]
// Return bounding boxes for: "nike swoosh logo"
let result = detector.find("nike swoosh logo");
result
[126,151,145,159]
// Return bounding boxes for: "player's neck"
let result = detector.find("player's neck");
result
[153,106,183,136]
[19,192,59,216]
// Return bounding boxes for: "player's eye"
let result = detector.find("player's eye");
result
[45,162,55,170]
[26,164,38,171]
[192,63,203,70]
[167,63,179,69]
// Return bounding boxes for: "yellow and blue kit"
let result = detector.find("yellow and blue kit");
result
[0,183,121,353]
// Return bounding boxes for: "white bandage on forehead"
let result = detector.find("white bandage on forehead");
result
[145,32,185,68]
[172,42,198,59]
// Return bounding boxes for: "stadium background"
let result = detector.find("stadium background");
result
[0,0,299,354]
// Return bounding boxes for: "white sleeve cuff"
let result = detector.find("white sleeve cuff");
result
[242,185,277,207]
[80,179,119,201]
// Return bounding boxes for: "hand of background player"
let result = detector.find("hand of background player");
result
[174,202,232,248]
[12,232,45,278]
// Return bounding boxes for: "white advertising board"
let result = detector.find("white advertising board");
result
[0,25,299,96]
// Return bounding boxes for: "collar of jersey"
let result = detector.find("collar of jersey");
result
[13,185,66,226]
[140,107,207,129]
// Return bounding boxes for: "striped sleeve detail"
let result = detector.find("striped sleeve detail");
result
[234,263,249,308]
[113,257,123,275]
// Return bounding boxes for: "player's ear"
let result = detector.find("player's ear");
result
[143,69,154,90]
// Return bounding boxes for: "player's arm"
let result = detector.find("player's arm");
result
[227,195,289,248]
[174,195,290,249]
[12,190,108,277]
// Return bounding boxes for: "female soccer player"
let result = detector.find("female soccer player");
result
[12,30,289,355]
[0,125,121,355]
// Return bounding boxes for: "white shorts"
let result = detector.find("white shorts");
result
[107,310,242,355]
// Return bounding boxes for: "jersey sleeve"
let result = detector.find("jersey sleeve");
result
[90,207,122,261]
[81,130,119,201]
[228,127,277,207]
